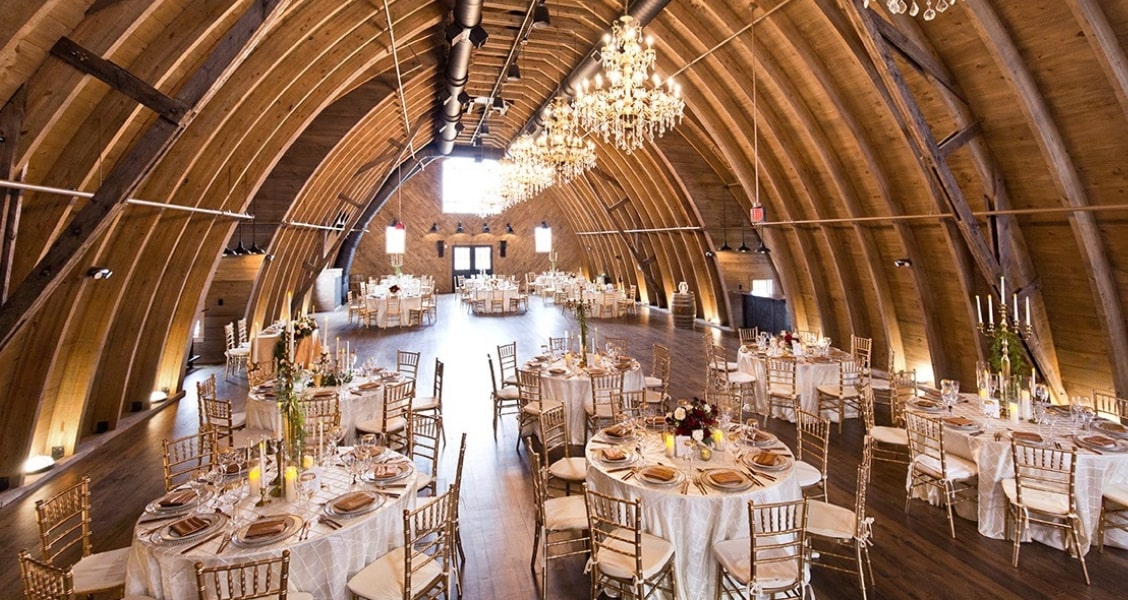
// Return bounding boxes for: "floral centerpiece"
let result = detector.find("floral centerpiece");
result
[388,284,401,296]
[666,397,719,441]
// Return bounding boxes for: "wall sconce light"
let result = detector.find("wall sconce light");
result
[482,222,490,233]
[24,454,55,474]
[506,63,521,82]
[894,258,913,268]
[87,267,113,279]
[429,222,439,233]
[505,223,514,234]
[456,222,464,234]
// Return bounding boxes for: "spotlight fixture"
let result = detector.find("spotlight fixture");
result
[533,0,551,29]
[541,220,549,229]
[505,223,514,234]
[753,230,770,255]
[506,63,521,82]
[894,258,913,268]
[87,267,113,280]
[482,222,491,233]
[456,222,464,233]
[429,222,439,233]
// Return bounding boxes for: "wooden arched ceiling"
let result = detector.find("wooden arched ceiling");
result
[2,0,1127,486]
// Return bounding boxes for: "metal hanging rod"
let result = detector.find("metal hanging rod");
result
[576,226,702,235]
[0,179,253,220]
[667,0,799,82]
[282,220,369,234]
[757,203,1128,227]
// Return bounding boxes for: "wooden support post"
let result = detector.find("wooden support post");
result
[0,0,285,354]
[0,87,26,304]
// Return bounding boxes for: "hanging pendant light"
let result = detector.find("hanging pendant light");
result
[718,197,732,252]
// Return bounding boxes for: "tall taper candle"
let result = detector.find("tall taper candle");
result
[976,296,982,324]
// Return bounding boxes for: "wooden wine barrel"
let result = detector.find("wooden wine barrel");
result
[671,292,696,329]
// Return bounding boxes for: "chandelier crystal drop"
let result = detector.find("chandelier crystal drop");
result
[534,98,597,182]
[573,15,684,154]
[865,0,957,21]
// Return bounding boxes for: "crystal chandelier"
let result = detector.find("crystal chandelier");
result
[534,97,597,182]
[573,14,683,154]
[504,136,555,198]
[866,0,959,21]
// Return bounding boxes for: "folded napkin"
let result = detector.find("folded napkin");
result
[604,424,631,438]
[333,492,375,513]
[587,368,607,375]
[370,463,404,479]
[313,390,336,398]
[746,430,773,443]
[222,461,242,475]
[1101,422,1127,434]
[357,381,381,391]
[170,516,209,537]
[1081,434,1116,449]
[245,518,288,540]
[913,400,939,409]
[644,466,676,481]
[752,453,782,467]
[159,490,196,507]
[709,470,743,486]
[943,416,974,427]
[1012,431,1043,443]
[601,447,627,461]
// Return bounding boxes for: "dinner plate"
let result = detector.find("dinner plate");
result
[362,461,413,484]
[547,368,567,375]
[908,400,944,413]
[703,469,754,492]
[594,446,636,464]
[158,513,224,543]
[234,514,303,547]
[744,452,793,472]
[324,490,386,518]
[1074,433,1128,453]
[636,465,684,486]
[744,430,778,448]
[601,424,636,440]
[941,416,979,431]
[1093,420,1128,440]
[146,489,212,515]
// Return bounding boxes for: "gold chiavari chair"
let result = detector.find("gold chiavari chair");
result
[347,488,456,600]
[33,477,131,597]
[299,391,341,443]
[617,284,638,316]
[890,368,918,415]
[526,438,590,600]
[860,383,909,465]
[738,327,759,347]
[195,549,312,599]
[584,486,677,600]
[236,317,249,348]
[488,354,521,439]
[1090,389,1127,421]
[247,360,276,387]
[905,412,978,538]
[201,395,247,448]
[356,380,412,452]
[223,322,249,381]
[586,371,624,440]
[602,335,629,354]
[765,357,799,421]
[383,295,403,328]
[497,341,519,386]
[517,367,563,452]
[548,336,568,355]
[1098,482,1128,553]
[850,334,872,375]
[644,343,671,414]
[20,549,157,600]
[616,389,646,422]
[806,457,875,599]
[795,409,831,502]
[710,344,756,410]
[396,349,421,382]
[449,433,469,592]
[408,412,441,496]
[1004,440,1089,584]
[816,359,863,434]
[411,358,445,443]
[162,430,219,492]
[510,285,530,313]
[714,498,808,599]
[538,404,587,496]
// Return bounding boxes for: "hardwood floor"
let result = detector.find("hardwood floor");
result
[3,294,1127,599]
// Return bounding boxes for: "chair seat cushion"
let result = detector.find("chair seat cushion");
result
[545,495,589,532]
[794,460,824,488]
[1001,478,1071,516]
[411,396,439,412]
[225,347,250,358]
[548,456,588,482]
[414,473,435,493]
[596,528,674,580]
[727,372,756,385]
[230,411,247,430]
[72,547,129,594]
[768,383,796,398]
[870,426,908,446]
[643,389,667,405]
[355,416,406,435]
[806,500,856,540]
[347,546,444,600]
[644,375,663,388]
[816,384,860,399]
[496,386,520,400]
[504,374,519,386]
[522,399,563,416]
[913,452,978,481]
[1104,483,1128,507]
[709,361,740,372]
[712,538,804,591]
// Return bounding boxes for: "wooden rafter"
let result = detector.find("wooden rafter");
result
[1065,0,1128,126]
[0,87,26,303]
[0,0,286,354]
[50,37,190,123]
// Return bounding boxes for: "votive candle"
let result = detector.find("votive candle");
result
[712,429,724,450]
[664,433,675,458]
[283,466,298,502]
[248,465,262,496]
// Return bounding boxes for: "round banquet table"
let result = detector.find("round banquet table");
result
[536,356,645,445]
[245,376,403,445]
[585,427,802,600]
[468,286,519,313]
[125,453,417,600]
[909,396,1128,555]
[250,328,321,366]
[365,294,423,328]
[737,346,855,422]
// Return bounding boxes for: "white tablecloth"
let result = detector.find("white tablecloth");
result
[737,348,853,422]
[538,357,645,445]
[126,457,416,600]
[250,329,321,367]
[469,287,519,313]
[586,431,802,600]
[365,295,423,328]
[245,377,401,445]
[914,399,1128,555]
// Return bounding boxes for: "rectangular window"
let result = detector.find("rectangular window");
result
[474,246,492,271]
[442,157,500,214]
[751,279,774,297]
[534,226,552,253]
[453,246,471,271]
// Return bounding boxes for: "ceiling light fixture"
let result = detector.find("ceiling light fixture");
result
[456,222,465,233]
[533,0,551,29]
[429,222,439,233]
[866,0,959,21]
[574,7,684,154]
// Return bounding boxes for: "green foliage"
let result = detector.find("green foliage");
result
[989,327,1029,377]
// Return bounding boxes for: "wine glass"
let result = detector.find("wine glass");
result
[940,379,959,413]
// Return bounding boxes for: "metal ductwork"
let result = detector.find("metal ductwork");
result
[531,0,672,129]
[438,0,487,155]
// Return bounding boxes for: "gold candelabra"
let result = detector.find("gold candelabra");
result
[975,275,1032,379]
